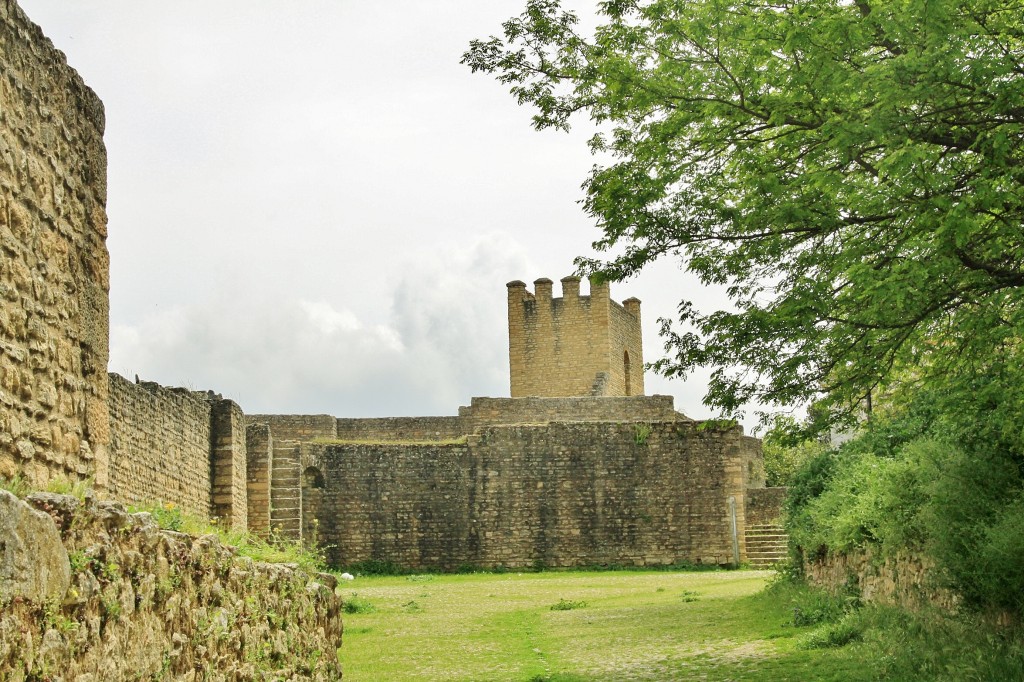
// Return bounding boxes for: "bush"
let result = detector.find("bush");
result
[786,357,1024,619]
[761,416,828,487]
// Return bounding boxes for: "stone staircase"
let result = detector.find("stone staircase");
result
[745,523,790,568]
[270,441,302,542]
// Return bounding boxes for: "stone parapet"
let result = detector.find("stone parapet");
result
[460,395,689,426]
[507,277,643,398]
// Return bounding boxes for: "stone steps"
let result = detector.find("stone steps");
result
[745,523,789,568]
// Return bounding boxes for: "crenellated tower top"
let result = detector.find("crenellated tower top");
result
[506,276,644,398]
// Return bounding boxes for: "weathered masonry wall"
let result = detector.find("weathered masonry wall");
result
[210,399,247,531]
[247,413,337,441]
[245,422,273,536]
[507,277,644,398]
[330,396,688,444]
[461,395,686,427]
[0,490,343,681]
[745,486,787,527]
[334,416,466,442]
[805,547,959,612]
[107,373,248,528]
[107,374,213,519]
[315,421,751,570]
[0,0,110,488]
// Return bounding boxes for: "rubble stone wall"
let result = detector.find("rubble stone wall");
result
[745,486,788,526]
[804,547,959,612]
[0,490,343,682]
[0,0,110,488]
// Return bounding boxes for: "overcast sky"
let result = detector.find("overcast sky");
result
[18,0,739,424]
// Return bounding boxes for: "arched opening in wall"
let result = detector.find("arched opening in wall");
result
[301,466,326,550]
[624,350,632,396]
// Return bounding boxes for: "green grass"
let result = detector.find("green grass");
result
[338,570,875,681]
[1,474,92,500]
[127,500,327,572]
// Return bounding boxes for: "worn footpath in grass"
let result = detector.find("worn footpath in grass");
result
[338,569,874,681]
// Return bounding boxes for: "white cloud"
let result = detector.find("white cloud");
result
[109,233,533,417]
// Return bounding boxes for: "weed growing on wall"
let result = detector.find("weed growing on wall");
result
[0,475,31,498]
[0,475,91,500]
[128,500,327,572]
[634,423,652,445]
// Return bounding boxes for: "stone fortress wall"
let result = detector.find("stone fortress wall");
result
[242,389,765,570]
[2,0,784,575]
[105,373,249,531]
[308,420,761,570]
[0,0,110,488]
[507,277,645,398]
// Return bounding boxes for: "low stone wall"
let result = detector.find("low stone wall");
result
[246,414,337,442]
[334,416,466,442]
[459,395,687,427]
[316,420,750,570]
[745,486,788,526]
[804,547,959,611]
[0,490,343,681]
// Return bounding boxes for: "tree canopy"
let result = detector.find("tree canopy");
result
[463,0,1024,427]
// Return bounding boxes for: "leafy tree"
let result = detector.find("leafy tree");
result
[761,416,827,486]
[464,0,1024,426]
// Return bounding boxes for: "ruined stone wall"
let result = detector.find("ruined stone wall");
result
[327,396,688,444]
[334,416,467,442]
[210,400,247,531]
[804,547,959,612]
[0,0,110,488]
[107,373,213,519]
[315,421,750,570]
[247,414,337,441]
[245,422,273,536]
[461,395,686,427]
[0,490,343,681]
[507,277,643,398]
[745,486,788,526]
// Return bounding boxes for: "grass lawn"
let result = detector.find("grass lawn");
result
[337,569,874,681]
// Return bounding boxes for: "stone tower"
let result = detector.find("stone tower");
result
[507,276,644,397]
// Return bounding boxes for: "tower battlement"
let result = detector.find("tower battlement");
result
[507,276,644,397]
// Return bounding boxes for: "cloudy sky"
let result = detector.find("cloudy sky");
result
[19,0,737,423]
